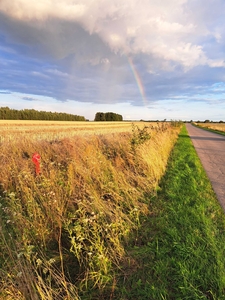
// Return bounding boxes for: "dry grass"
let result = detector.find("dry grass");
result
[195,122,225,133]
[0,121,181,299]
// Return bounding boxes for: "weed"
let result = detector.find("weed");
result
[130,124,151,150]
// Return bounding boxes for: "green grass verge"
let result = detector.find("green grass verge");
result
[115,125,225,300]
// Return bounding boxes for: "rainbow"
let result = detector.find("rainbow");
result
[127,56,147,106]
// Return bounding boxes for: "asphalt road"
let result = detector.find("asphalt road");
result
[186,123,225,211]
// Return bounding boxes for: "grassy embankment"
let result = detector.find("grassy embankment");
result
[193,122,225,136]
[115,125,225,299]
[0,121,180,299]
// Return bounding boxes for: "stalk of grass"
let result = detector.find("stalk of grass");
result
[115,125,225,300]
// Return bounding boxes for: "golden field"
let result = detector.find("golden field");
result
[0,120,163,143]
[0,120,133,142]
[0,120,181,299]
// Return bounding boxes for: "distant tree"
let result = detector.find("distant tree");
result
[95,112,123,121]
[116,113,123,121]
[0,107,85,121]
[105,112,114,121]
[94,112,106,121]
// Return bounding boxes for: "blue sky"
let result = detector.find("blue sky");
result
[0,0,225,121]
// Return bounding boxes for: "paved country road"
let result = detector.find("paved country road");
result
[186,123,225,211]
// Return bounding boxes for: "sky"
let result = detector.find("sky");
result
[0,0,225,121]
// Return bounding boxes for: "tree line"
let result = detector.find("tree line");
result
[94,112,123,121]
[0,107,86,121]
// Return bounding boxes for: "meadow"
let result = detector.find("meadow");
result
[0,120,180,299]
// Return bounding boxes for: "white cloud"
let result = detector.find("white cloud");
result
[46,69,69,77]
[1,0,224,70]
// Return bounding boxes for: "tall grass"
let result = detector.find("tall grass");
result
[114,126,225,299]
[0,122,180,299]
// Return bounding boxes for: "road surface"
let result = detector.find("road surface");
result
[186,123,225,211]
